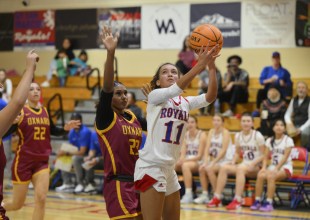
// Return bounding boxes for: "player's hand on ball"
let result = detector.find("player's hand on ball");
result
[100,25,119,52]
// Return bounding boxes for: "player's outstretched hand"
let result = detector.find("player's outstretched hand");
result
[196,42,220,69]
[100,25,119,52]
[26,49,39,71]
[64,120,81,131]
[141,83,152,103]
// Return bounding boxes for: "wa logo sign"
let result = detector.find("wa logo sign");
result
[142,4,190,49]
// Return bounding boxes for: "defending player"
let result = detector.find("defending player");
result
[0,50,38,220]
[3,82,80,220]
[134,45,219,220]
[207,112,265,210]
[250,119,293,212]
[194,114,233,204]
[95,26,142,219]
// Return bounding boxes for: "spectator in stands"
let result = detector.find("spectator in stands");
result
[259,87,287,137]
[175,36,196,75]
[69,50,91,77]
[56,49,69,87]
[207,112,265,210]
[126,91,147,131]
[41,38,75,87]
[198,65,222,115]
[220,55,249,117]
[285,81,310,150]
[0,69,13,103]
[175,115,207,204]
[251,119,294,212]
[56,113,92,193]
[194,114,234,204]
[255,52,292,114]
[82,130,103,193]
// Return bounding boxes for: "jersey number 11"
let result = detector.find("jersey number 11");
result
[162,121,184,145]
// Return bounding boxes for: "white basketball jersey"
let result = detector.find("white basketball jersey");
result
[235,130,265,162]
[138,84,209,168]
[209,130,233,162]
[185,130,201,159]
[266,135,294,167]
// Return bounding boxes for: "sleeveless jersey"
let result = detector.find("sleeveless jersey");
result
[185,130,201,159]
[96,110,142,178]
[209,130,233,162]
[266,135,294,167]
[138,89,209,168]
[235,130,265,162]
[16,106,51,161]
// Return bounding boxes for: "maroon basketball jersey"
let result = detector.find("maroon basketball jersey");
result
[0,140,5,207]
[16,106,51,161]
[96,110,142,178]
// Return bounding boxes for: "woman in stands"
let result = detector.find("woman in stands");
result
[194,114,233,204]
[175,115,207,204]
[250,119,294,212]
[3,82,80,220]
[134,41,219,219]
[207,112,265,210]
[95,26,143,219]
[0,50,38,220]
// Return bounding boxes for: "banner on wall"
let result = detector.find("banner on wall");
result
[98,7,141,49]
[141,4,190,49]
[241,0,295,48]
[190,2,241,47]
[14,10,55,50]
[0,13,14,51]
[296,0,310,46]
[55,9,97,49]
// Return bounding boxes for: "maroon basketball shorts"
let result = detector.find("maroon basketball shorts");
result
[103,179,141,219]
[12,157,49,184]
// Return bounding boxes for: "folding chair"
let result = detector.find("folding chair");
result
[288,147,310,209]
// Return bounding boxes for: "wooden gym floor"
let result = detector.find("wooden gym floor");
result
[3,190,310,220]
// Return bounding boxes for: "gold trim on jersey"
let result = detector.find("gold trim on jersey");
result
[25,105,43,115]
[116,180,130,215]
[111,212,140,220]
[12,180,31,185]
[96,112,117,133]
[33,166,50,178]
[17,108,24,126]
[14,127,24,182]
[95,128,116,174]
[123,109,136,124]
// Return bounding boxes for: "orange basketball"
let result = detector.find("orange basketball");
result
[189,24,223,54]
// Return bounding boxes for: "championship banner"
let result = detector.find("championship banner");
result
[0,13,14,51]
[241,0,295,48]
[141,4,190,49]
[55,9,97,49]
[190,2,241,47]
[14,10,55,50]
[97,7,141,49]
[296,0,310,46]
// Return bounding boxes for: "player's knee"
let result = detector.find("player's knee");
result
[35,192,47,205]
[198,165,205,173]
[11,201,24,210]
[257,171,266,179]
[267,173,276,181]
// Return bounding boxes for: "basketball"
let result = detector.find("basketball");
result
[189,24,223,54]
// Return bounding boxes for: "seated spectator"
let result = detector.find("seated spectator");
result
[69,50,91,77]
[198,65,222,115]
[256,52,292,112]
[41,38,75,87]
[175,36,196,75]
[56,113,92,193]
[259,87,287,137]
[56,49,69,87]
[0,69,13,102]
[175,116,207,204]
[126,91,147,131]
[82,130,103,193]
[220,55,249,117]
[285,81,310,150]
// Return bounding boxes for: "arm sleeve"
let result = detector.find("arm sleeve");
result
[284,100,294,124]
[95,90,114,130]
[49,116,67,136]
[186,94,210,110]
[148,83,183,105]
[283,69,292,87]
[3,124,17,139]
[259,67,267,85]
[300,103,310,131]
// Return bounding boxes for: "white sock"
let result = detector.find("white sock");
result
[234,195,242,202]
[185,188,192,195]
[267,198,273,204]
[255,197,261,201]
[202,191,208,195]
[214,193,221,199]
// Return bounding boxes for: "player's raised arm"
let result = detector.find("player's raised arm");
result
[0,50,38,137]
[100,25,119,93]
[204,53,218,103]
